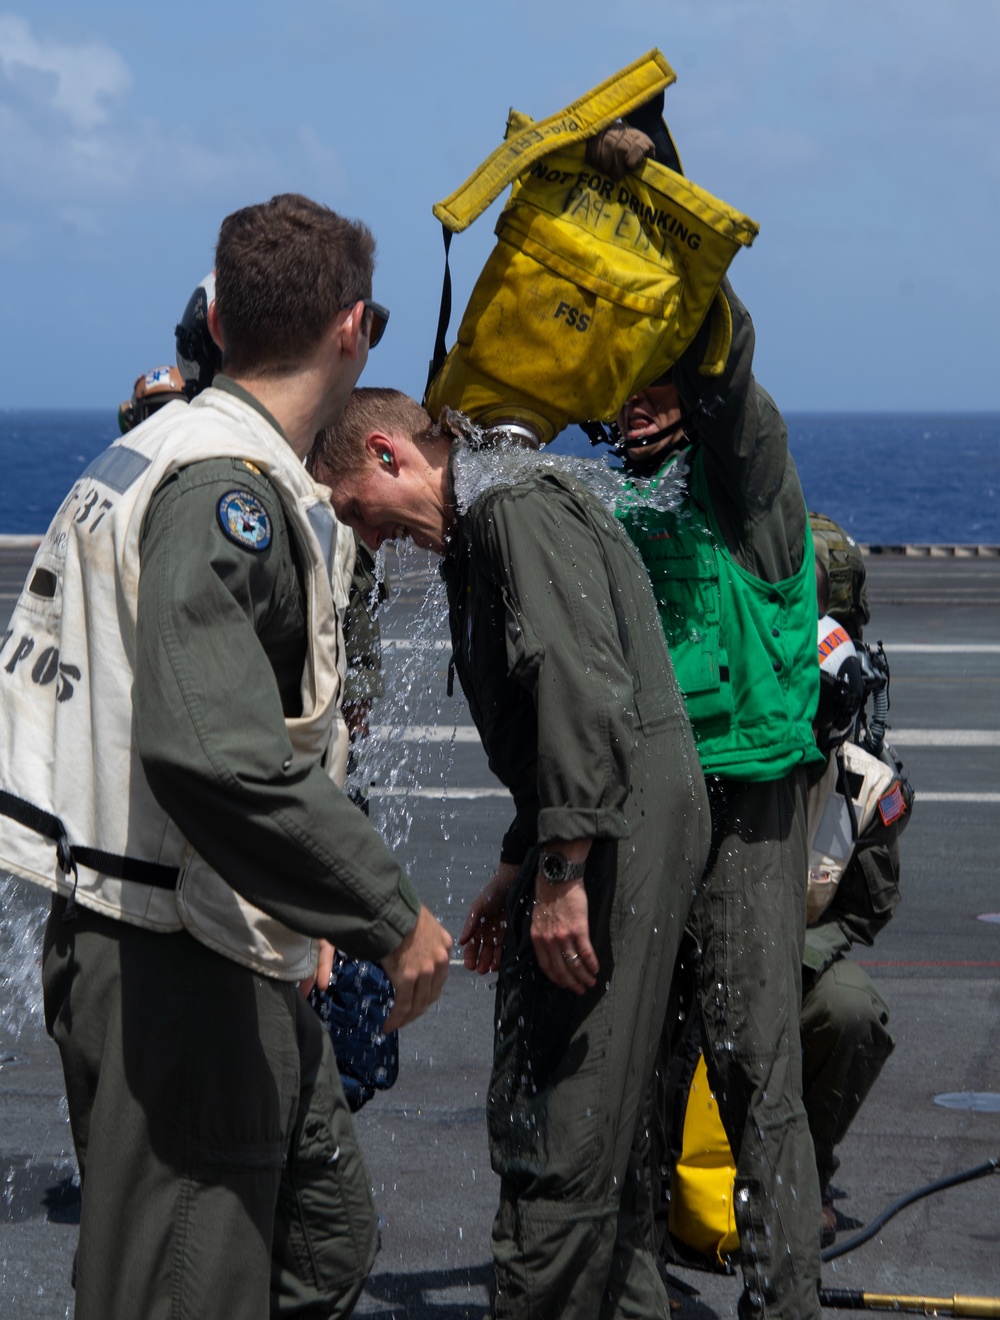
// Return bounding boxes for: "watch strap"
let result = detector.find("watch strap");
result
[539,851,587,884]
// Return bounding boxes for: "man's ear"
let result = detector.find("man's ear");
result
[207,299,224,351]
[340,301,366,362]
[364,431,397,472]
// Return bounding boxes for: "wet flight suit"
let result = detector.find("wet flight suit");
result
[441,453,710,1320]
[42,379,421,1320]
[618,283,824,1320]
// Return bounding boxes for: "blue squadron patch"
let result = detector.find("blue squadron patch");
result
[217,489,273,551]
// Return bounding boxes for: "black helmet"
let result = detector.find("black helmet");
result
[175,272,222,398]
[816,614,864,747]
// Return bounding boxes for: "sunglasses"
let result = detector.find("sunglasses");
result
[343,298,389,349]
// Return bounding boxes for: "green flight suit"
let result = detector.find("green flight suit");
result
[442,452,710,1320]
[618,283,823,1320]
[42,380,421,1320]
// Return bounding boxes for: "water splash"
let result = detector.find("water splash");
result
[445,411,698,765]
[451,428,688,521]
[0,872,48,1055]
[346,539,460,874]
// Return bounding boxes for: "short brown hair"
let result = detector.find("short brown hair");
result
[215,193,375,378]
[310,388,433,483]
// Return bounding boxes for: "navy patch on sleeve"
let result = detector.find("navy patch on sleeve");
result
[217,489,273,551]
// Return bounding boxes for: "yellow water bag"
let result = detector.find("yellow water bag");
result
[668,1051,741,1264]
[424,52,759,444]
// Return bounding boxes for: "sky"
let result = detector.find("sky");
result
[1,0,997,413]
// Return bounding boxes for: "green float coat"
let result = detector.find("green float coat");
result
[619,448,822,781]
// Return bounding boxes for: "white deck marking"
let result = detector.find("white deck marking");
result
[371,724,1000,749]
[367,786,1000,805]
[382,639,451,651]
[380,640,1000,655]
[370,786,508,799]
[888,729,1000,746]
[882,643,1000,653]
[913,792,1000,803]
[370,725,482,743]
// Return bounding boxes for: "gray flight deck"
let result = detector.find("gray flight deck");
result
[2,541,998,1317]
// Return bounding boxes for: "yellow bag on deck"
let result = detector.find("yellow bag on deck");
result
[669,1051,741,1265]
[424,50,759,444]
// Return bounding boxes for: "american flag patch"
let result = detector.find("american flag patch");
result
[878,783,907,826]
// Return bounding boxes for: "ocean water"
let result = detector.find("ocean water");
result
[1,409,998,544]
[551,413,1000,546]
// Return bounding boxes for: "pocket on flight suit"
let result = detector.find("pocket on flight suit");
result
[487,847,616,1187]
[488,857,551,1176]
[272,1000,377,1310]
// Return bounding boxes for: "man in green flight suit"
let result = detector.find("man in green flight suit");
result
[616,279,824,1320]
[1,194,453,1319]
[312,387,710,1320]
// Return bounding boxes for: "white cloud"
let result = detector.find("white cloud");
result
[0,12,131,130]
[0,16,282,224]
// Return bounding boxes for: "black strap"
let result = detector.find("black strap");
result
[580,419,613,448]
[424,224,454,400]
[0,788,178,890]
[834,749,861,844]
[71,846,179,889]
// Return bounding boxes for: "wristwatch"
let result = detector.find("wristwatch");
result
[539,851,587,885]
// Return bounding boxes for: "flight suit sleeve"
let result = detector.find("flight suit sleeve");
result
[827,821,903,950]
[133,459,420,963]
[469,481,636,846]
[499,818,531,868]
[804,819,902,975]
[672,279,806,581]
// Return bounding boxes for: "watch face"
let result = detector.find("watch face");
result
[541,852,568,883]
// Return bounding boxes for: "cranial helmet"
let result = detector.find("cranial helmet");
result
[175,272,221,397]
[118,365,188,434]
[816,614,864,747]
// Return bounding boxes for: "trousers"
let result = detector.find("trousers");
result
[43,897,377,1320]
[801,958,894,1192]
[687,770,822,1320]
[488,735,709,1319]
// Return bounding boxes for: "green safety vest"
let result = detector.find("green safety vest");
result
[618,449,821,781]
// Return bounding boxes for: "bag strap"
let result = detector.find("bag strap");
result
[425,225,453,397]
[432,49,676,234]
